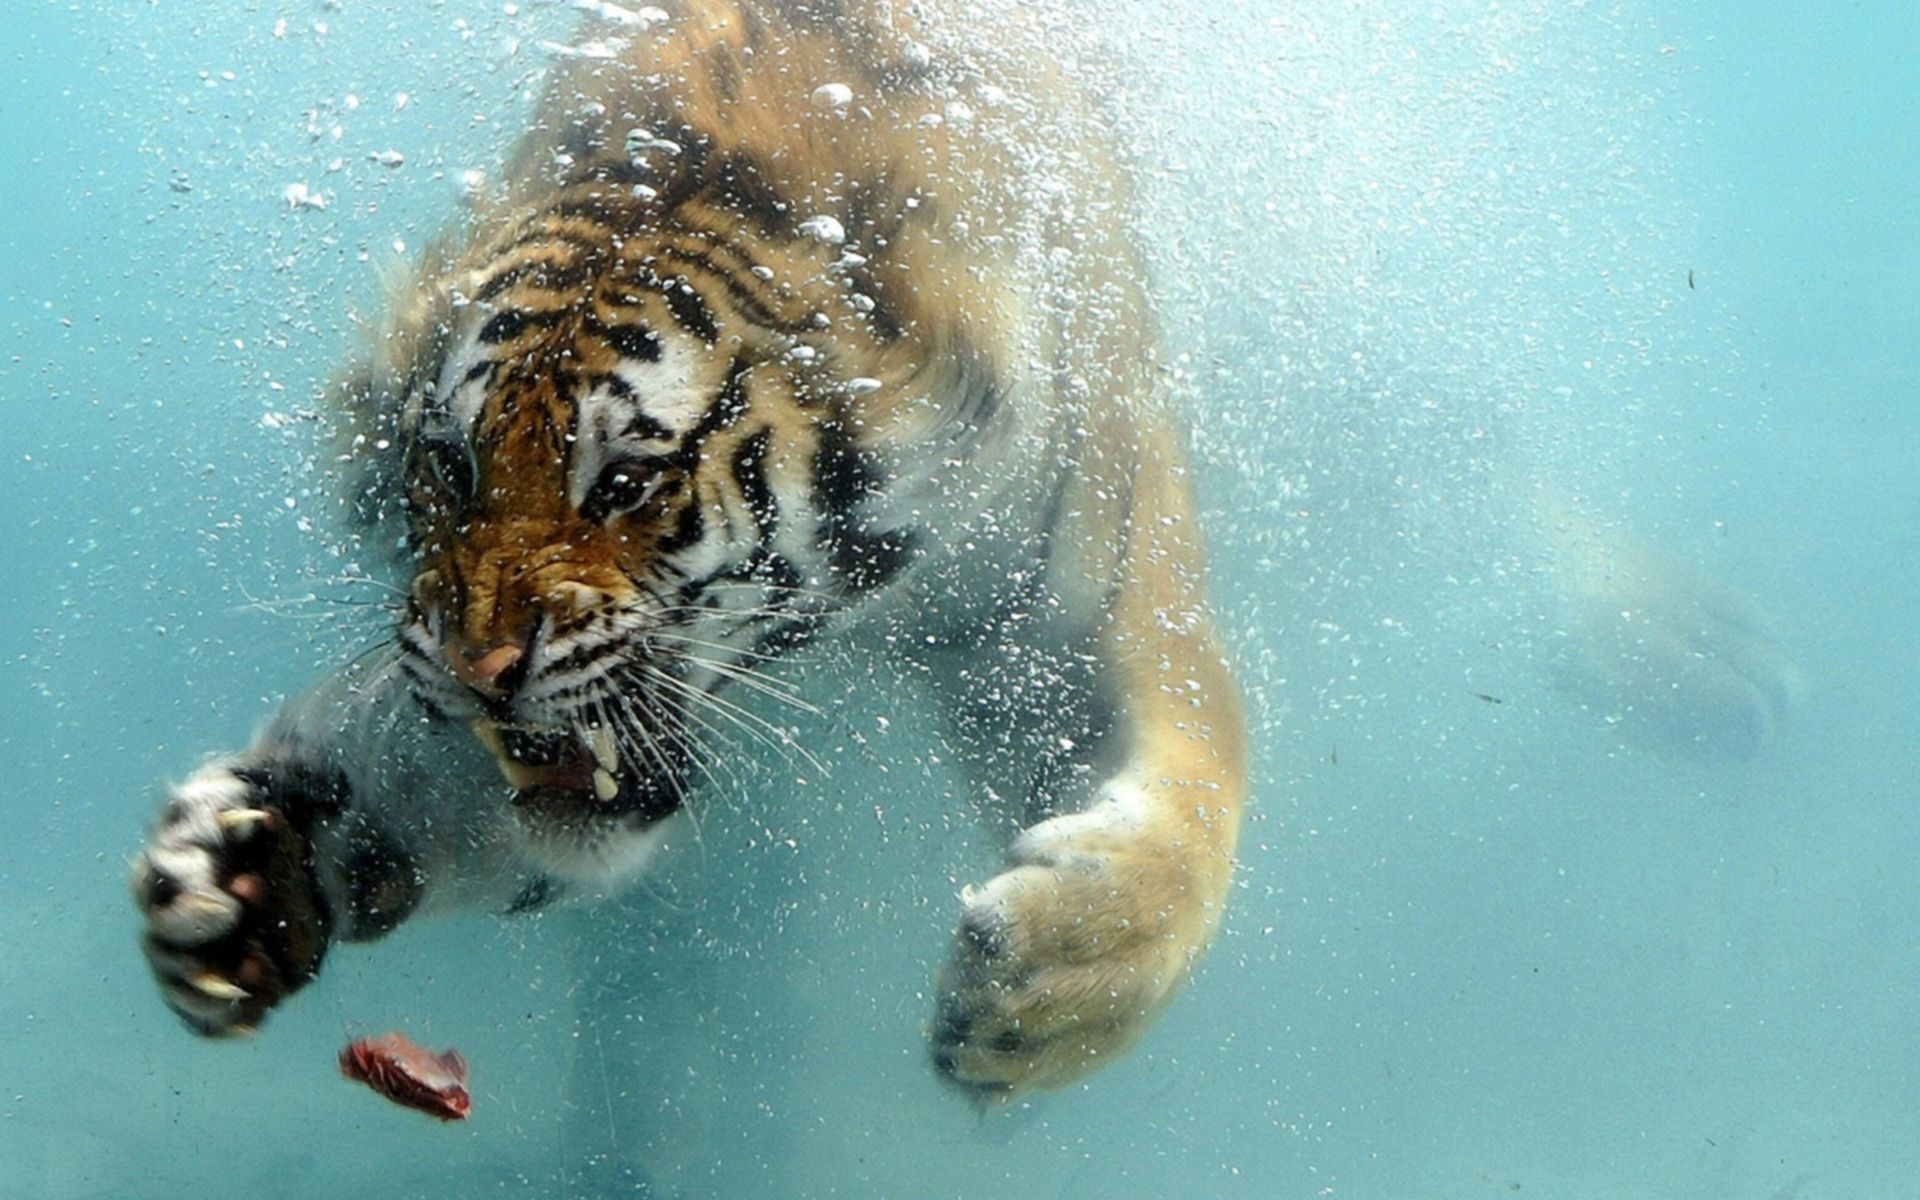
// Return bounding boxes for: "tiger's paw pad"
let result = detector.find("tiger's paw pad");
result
[930,811,1211,1101]
[131,764,329,1036]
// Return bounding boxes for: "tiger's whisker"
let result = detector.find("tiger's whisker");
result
[640,629,799,664]
[636,663,829,778]
[667,651,820,714]
[605,696,718,863]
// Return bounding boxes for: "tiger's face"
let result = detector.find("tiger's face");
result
[388,215,858,876]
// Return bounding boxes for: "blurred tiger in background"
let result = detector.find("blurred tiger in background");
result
[1530,489,1809,764]
[131,0,1246,1101]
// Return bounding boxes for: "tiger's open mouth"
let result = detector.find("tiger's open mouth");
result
[471,720,680,824]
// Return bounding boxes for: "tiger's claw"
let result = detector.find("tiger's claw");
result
[134,762,332,1036]
[189,972,250,1002]
[216,807,273,835]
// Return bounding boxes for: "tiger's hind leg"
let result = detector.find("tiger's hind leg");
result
[928,435,1249,1101]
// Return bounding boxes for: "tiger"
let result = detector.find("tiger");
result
[130,0,1247,1102]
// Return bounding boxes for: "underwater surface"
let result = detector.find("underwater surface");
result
[2,1,1915,1197]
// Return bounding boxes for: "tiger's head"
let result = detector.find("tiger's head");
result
[367,201,913,883]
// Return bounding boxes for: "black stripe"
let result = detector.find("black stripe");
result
[732,428,777,540]
[479,310,528,344]
[475,261,594,304]
[541,628,632,679]
[651,131,716,218]
[813,410,919,593]
[652,246,814,336]
[845,263,906,342]
[711,151,793,236]
[586,373,673,441]
[947,345,1005,435]
[670,566,713,611]
[708,45,743,105]
[600,322,663,362]
[661,279,719,344]
[579,158,663,190]
[738,3,769,53]
[838,178,913,342]
[1026,459,1077,572]
[656,493,706,555]
[621,413,673,442]
[588,371,634,399]
[395,665,459,725]
[544,197,635,227]
[477,225,598,269]
[669,356,753,468]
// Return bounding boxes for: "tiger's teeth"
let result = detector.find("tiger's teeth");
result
[472,719,548,789]
[593,768,619,802]
[499,759,546,790]
[217,808,271,834]
[189,973,250,1002]
[588,727,619,773]
[472,720,509,762]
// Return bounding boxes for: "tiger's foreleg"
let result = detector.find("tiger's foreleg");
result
[131,651,528,1035]
[931,439,1249,1099]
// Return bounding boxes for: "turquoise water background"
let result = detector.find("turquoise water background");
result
[2,2,1914,1197]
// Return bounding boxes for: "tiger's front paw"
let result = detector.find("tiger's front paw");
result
[930,803,1229,1101]
[131,764,332,1036]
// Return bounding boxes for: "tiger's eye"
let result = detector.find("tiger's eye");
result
[582,459,662,522]
[600,470,646,508]
[422,436,475,499]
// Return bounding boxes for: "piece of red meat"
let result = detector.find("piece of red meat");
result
[339,1033,472,1121]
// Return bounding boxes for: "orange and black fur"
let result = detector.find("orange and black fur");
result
[133,0,1246,1100]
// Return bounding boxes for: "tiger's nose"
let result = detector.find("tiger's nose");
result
[446,642,527,699]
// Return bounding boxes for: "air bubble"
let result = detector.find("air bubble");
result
[797,215,846,244]
[811,83,853,110]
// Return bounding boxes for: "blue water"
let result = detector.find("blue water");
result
[3,2,1915,1197]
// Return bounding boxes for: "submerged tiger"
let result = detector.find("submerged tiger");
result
[132,0,1246,1100]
